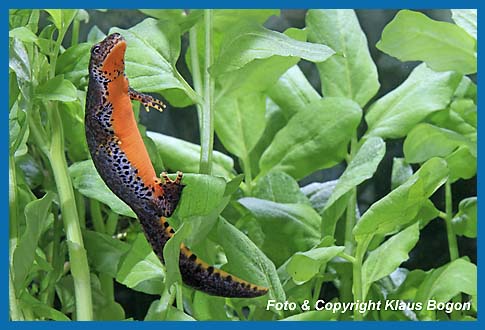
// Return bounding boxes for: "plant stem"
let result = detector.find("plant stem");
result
[175,283,184,312]
[344,135,358,254]
[189,26,204,134]
[90,199,106,233]
[199,10,215,175]
[71,18,79,47]
[444,181,459,260]
[47,103,93,320]
[352,235,371,321]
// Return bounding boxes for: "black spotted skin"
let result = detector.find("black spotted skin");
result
[85,33,268,298]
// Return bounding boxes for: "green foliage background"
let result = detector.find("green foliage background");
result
[9,9,477,321]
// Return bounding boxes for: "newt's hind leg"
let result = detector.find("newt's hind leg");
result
[129,87,166,113]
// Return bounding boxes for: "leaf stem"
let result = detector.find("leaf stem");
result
[199,9,214,175]
[352,235,371,321]
[444,181,459,261]
[189,25,203,134]
[344,134,358,254]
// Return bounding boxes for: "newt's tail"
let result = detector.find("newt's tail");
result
[140,215,268,298]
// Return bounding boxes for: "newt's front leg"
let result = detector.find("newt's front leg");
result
[129,87,166,112]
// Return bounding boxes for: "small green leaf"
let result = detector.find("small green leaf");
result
[56,43,91,86]
[147,131,234,179]
[116,233,165,295]
[9,26,38,43]
[83,230,130,278]
[217,218,286,303]
[254,171,310,204]
[267,65,321,119]
[214,92,265,160]
[391,158,413,190]
[212,22,334,76]
[239,198,320,267]
[362,223,420,300]
[415,258,476,306]
[353,158,448,240]
[286,246,344,285]
[452,197,476,238]
[19,292,70,321]
[163,222,192,289]
[35,75,78,102]
[259,97,362,180]
[69,160,136,218]
[377,10,476,74]
[365,64,462,139]
[306,9,380,107]
[13,192,55,294]
[451,9,477,40]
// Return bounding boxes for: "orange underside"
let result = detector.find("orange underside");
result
[103,42,160,195]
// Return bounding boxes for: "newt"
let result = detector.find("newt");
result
[85,33,267,298]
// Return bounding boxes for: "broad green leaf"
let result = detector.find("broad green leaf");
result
[35,75,78,102]
[307,9,379,107]
[147,131,234,179]
[353,158,448,240]
[260,97,362,180]
[19,292,70,321]
[214,92,265,160]
[217,218,286,303]
[59,99,90,162]
[139,9,203,33]
[145,298,196,321]
[362,223,420,300]
[429,102,476,140]
[377,10,476,74]
[163,222,192,289]
[192,291,231,320]
[111,18,191,107]
[254,171,310,204]
[211,22,334,76]
[388,269,428,302]
[391,158,413,190]
[325,137,385,210]
[173,173,226,219]
[9,9,40,32]
[45,9,76,31]
[365,64,461,139]
[452,197,477,238]
[56,42,91,87]
[68,160,136,218]
[239,198,320,267]
[451,9,477,40]
[9,26,38,43]
[286,246,344,285]
[13,192,54,294]
[267,65,321,119]
[451,98,477,129]
[83,230,130,278]
[415,258,476,306]
[415,199,440,229]
[116,233,165,295]
[404,123,473,163]
[445,146,477,182]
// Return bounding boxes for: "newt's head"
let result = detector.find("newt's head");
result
[89,33,127,81]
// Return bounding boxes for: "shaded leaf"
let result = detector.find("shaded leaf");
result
[452,197,476,238]
[35,75,78,102]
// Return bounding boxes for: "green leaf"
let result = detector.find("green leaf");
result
[45,9,76,31]
[365,64,462,139]
[326,137,385,210]
[211,22,334,76]
[217,218,286,303]
[452,197,476,238]
[56,43,91,86]
[83,230,130,278]
[9,26,38,43]
[415,258,476,306]
[13,192,55,294]
[306,9,379,107]
[68,160,136,218]
[163,222,192,290]
[19,291,70,321]
[253,171,309,204]
[174,173,226,219]
[286,246,344,285]
[259,97,362,180]
[214,92,265,160]
[111,18,191,107]
[116,233,165,295]
[267,65,321,119]
[35,75,78,102]
[404,123,473,163]
[391,158,413,190]
[451,9,477,40]
[192,291,231,320]
[239,198,320,267]
[140,9,203,33]
[353,158,448,240]
[376,10,476,74]
[147,131,234,179]
[362,223,420,300]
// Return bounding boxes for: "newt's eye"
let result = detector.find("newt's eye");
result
[92,45,101,55]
